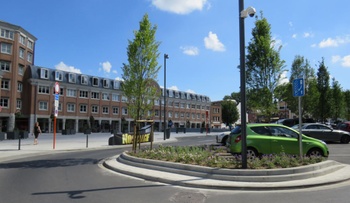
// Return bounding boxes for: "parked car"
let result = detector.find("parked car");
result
[227,123,329,159]
[216,131,231,144]
[276,118,315,127]
[292,123,350,144]
[336,121,350,133]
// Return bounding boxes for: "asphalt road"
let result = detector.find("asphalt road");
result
[1,136,350,203]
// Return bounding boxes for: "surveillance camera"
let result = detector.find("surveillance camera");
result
[246,7,256,17]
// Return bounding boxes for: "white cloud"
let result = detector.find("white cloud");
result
[278,71,289,85]
[55,62,81,73]
[152,0,208,15]
[180,46,199,56]
[292,34,297,39]
[303,32,314,38]
[332,55,341,63]
[99,61,112,73]
[318,36,350,48]
[186,89,196,94]
[169,86,179,90]
[204,31,225,52]
[331,55,350,67]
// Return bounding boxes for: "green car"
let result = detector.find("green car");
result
[227,123,329,158]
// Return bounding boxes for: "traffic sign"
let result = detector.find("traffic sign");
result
[293,78,305,97]
[54,82,60,94]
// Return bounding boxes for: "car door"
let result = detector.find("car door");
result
[268,126,300,155]
[318,125,338,142]
[303,124,325,141]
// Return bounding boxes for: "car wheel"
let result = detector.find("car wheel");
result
[307,148,323,157]
[222,136,228,145]
[247,148,258,159]
[340,135,350,144]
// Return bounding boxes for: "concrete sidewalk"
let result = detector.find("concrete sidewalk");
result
[0,131,203,162]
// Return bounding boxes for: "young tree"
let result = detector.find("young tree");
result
[343,90,350,120]
[316,58,331,122]
[245,12,286,121]
[330,78,344,121]
[121,14,161,149]
[221,99,239,130]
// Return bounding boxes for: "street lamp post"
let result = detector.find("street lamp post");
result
[239,0,256,169]
[163,54,169,140]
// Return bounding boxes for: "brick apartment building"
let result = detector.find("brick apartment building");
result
[0,20,213,134]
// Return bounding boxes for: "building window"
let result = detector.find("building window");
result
[155,110,159,117]
[27,52,33,63]
[38,85,50,94]
[168,111,172,118]
[58,103,62,111]
[80,104,87,113]
[17,82,23,92]
[91,105,98,113]
[27,40,34,50]
[0,29,14,39]
[79,90,88,98]
[181,103,185,108]
[18,64,24,75]
[55,71,63,81]
[69,73,76,83]
[40,68,49,79]
[66,89,77,97]
[39,101,48,110]
[0,61,11,71]
[181,113,184,118]
[1,80,10,90]
[102,106,109,114]
[175,112,179,118]
[81,75,88,85]
[112,94,119,102]
[121,96,127,102]
[113,80,120,89]
[112,107,119,115]
[122,107,128,115]
[19,48,25,58]
[1,43,12,54]
[103,79,109,88]
[91,92,100,99]
[67,103,75,112]
[154,99,160,106]
[102,93,109,100]
[16,100,22,109]
[92,77,99,86]
[19,35,26,45]
[0,98,9,108]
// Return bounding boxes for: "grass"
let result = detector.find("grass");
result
[127,144,326,169]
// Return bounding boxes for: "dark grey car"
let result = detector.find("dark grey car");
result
[292,123,350,144]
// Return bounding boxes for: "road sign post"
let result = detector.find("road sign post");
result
[293,78,305,159]
[53,82,60,149]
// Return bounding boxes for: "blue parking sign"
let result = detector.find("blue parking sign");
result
[293,78,305,97]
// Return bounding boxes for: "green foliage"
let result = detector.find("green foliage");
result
[245,12,286,121]
[121,13,161,121]
[316,58,331,122]
[128,145,325,169]
[221,99,239,127]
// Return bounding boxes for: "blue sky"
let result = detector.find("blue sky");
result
[2,0,350,101]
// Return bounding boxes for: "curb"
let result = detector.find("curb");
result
[103,153,350,190]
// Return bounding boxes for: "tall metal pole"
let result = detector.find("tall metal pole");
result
[239,0,247,169]
[163,54,169,140]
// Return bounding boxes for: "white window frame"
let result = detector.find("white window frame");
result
[103,79,109,88]
[17,82,23,92]
[91,105,98,113]
[92,77,99,86]
[1,43,12,54]
[19,35,26,45]
[27,52,33,63]
[113,80,120,89]
[38,85,50,94]
[0,61,11,71]
[91,92,100,99]
[27,39,34,50]
[55,71,63,81]
[0,98,9,108]
[79,90,88,98]
[16,99,22,109]
[1,80,10,90]
[66,89,77,97]
[80,104,87,113]
[112,94,119,102]
[18,64,24,75]
[122,107,128,115]
[69,73,76,83]
[67,103,75,112]
[39,101,48,111]
[102,93,109,100]
[40,68,49,79]
[112,107,119,115]
[19,48,24,59]
[81,75,88,85]
[102,106,109,114]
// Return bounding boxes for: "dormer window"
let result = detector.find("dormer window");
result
[103,79,109,88]
[113,80,120,89]
[81,75,88,85]
[69,73,76,83]
[92,77,99,86]
[55,71,63,81]
[40,68,49,79]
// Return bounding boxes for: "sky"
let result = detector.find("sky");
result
[2,0,350,101]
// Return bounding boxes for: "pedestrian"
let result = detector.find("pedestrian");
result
[33,122,42,145]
